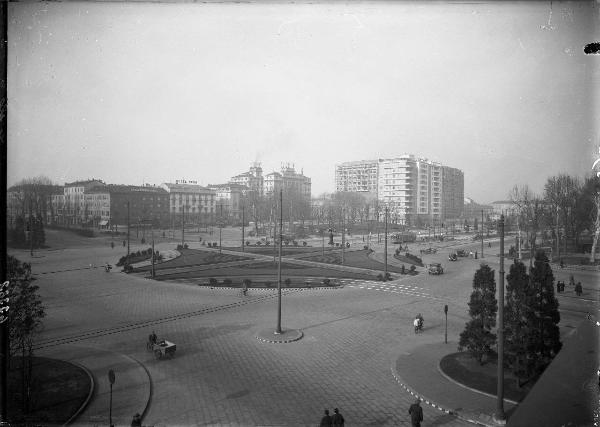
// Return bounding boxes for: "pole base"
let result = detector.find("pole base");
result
[256,328,303,344]
[492,413,507,425]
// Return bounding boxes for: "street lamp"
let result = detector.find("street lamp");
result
[495,214,506,422]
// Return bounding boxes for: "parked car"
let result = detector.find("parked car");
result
[448,253,458,261]
[428,263,444,275]
[456,249,467,257]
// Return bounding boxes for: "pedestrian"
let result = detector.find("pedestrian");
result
[331,408,344,426]
[575,282,583,296]
[320,409,332,427]
[408,398,424,427]
[556,281,561,293]
[130,413,142,427]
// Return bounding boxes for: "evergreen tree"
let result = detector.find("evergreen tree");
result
[459,263,498,364]
[529,250,562,374]
[504,259,536,386]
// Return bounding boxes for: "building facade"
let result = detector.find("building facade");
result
[335,160,379,193]
[161,181,216,226]
[230,162,264,197]
[208,183,248,223]
[63,179,106,225]
[337,155,464,225]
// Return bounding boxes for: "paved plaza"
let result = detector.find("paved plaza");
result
[10,229,598,426]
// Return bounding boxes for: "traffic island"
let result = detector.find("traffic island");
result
[256,328,303,344]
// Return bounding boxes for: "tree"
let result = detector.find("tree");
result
[580,175,600,262]
[504,259,536,386]
[528,250,561,374]
[459,263,498,364]
[7,255,46,415]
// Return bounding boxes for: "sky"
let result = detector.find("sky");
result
[7,1,599,203]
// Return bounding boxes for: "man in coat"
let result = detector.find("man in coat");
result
[331,408,344,426]
[319,409,332,427]
[408,398,423,427]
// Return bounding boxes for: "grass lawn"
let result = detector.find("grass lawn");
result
[135,248,251,272]
[8,356,91,424]
[153,261,375,283]
[439,352,533,402]
[300,249,409,273]
[226,245,322,256]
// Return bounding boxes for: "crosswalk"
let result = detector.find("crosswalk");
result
[344,279,444,300]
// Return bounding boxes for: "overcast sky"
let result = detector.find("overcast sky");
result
[7,1,599,203]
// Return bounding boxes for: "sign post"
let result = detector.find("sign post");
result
[108,369,115,427]
[444,304,448,344]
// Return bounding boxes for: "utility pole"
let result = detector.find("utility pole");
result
[29,199,34,257]
[219,203,223,254]
[341,207,345,265]
[127,201,130,258]
[241,204,245,252]
[481,209,484,258]
[151,224,155,279]
[384,207,388,278]
[495,214,506,422]
[181,203,185,248]
[276,189,283,334]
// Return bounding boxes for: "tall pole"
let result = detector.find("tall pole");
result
[555,205,560,262]
[127,201,130,258]
[341,207,345,265]
[517,214,522,260]
[496,214,506,421]
[384,207,388,278]
[241,204,245,252]
[29,199,34,257]
[481,209,485,258]
[219,204,222,254]
[181,203,185,248]
[151,225,155,279]
[322,229,325,256]
[276,189,283,334]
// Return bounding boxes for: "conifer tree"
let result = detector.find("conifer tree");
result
[504,259,536,386]
[459,263,498,364]
[529,250,562,374]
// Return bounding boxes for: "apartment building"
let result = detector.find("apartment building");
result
[207,183,248,222]
[63,179,106,225]
[230,162,264,197]
[263,164,311,200]
[337,155,463,225]
[335,160,379,194]
[161,181,216,225]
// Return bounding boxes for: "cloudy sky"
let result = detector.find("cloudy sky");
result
[7,1,599,203]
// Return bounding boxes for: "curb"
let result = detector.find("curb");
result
[63,360,95,426]
[128,354,153,422]
[256,330,304,344]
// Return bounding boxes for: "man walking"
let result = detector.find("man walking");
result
[408,398,423,427]
[319,409,332,427]
[331,408,344,426]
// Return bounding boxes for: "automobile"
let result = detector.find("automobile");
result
[448,253,458,261]
[428,263,444,275]
[420,247,437,255]
[456,249,467,257]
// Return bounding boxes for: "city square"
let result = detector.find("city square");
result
[3,2,599,426]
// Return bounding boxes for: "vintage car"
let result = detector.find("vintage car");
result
[448,253,458,261]
[455,249,467,257]
[428,263,444,275]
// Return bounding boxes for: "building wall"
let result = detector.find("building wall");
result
[161,183,216,225]
[335,160,379,194]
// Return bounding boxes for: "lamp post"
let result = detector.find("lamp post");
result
[495,214,506,422]
[341,207,345,265]
[241,204,245,252]
[219,203,223,254]
[276,189,283,334]
[384,207,388,278]
[481,209,485,258]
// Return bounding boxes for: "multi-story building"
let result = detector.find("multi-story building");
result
[207,183,248,223]
[161,180,216,226]
[230,162,264,197]
[63,179,106,225]
[338,155,463,225]
[335,160,379,194]
[263,164,311,200]
[86,184,170,228]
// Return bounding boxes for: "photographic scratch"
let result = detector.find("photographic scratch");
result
[584,42,600,54]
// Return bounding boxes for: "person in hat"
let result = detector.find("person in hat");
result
[331,408,344,426]
[408,398,423,427]
[319,409,332,427]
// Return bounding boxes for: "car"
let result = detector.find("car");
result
[448,253,458,261]
[428,263,444,275]
[456,249,467,257]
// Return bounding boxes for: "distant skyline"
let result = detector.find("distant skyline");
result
[8,1,599,204]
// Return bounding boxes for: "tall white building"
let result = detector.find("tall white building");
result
[336,155,463,225]
[230,162,264,197]
[263,164,311,200]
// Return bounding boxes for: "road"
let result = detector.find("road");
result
[10,230,597,426]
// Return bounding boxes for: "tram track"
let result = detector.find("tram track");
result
[33,288,305,350]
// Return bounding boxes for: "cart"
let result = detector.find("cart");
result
[148,340,176,359]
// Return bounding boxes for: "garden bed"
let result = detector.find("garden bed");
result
[8,356,91,424]
[439,352,532,403]
[134,248,251,272]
